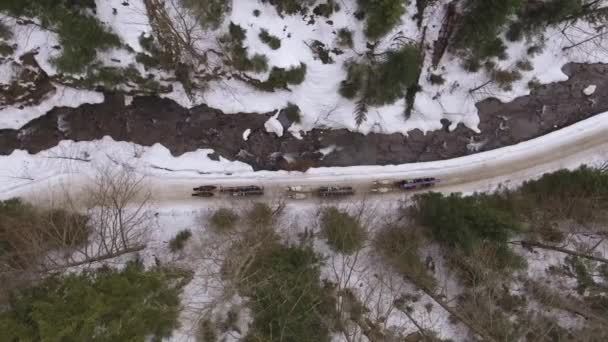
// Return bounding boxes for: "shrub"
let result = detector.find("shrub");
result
[0,1,121,73]
[309,40,334,64]
[336,28,353,48]
[210,208,239,232]
[357,0,406,40]
[518,166,608,222]
[181,0,231,30]
[490,68,522,91]
[516,59,533,71]
[54,15,121,73]
[0,42,14,57]
[340,44,422,106]
[429,73,445,85]
[266,0,309,15]
[375,223,436,290]
[413,192,520,254]
[508,0,587,39]
[0,260,184,341]
[313,1,336,17]
[0,198,89,271]
[253,9,261,17]
[247,203,273,227]
[135,33,169,70]
[169,229,192,252]
[320,207,367,254]
[224,23,269,73]
[228,22,246,41]
[283,102,301,123]
[0,20,12,40]
[259,29,281,49]
[239,243,336,342]
[452,0,523,67]
[249,54,269,73]
[196,319,217,342]
[527,77,541,91]
[566,256,595,295]
[256,63,307,91]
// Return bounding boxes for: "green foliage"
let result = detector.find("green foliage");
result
[76,64,163,94]
[0,0,121,73]
[210,208,239,232]
[0,42,14,57]
[452,0,523,67]
[358,0,407,40]
[135,34,171,70]
[196,319,217,342]
[283,102,301,123]
[375,224,437,290]
[259,29,281,50]
[256,63,307,91]
[224,23,269,73]
[239,243,336,342]
[228,22,246,41]
[429,73,445,85]
[247,203,273,227]
[490,68,522,91]
[169,229,193,252]
[566,256,595,295]
[249,54,269,73]
[181,0,231,30]
[310,40,334,64]
[341,45,421,105]
[507,0,591,41]
[515,59,533,71]
[336,28,354,48]
[266,0,308,15]
[52,14,121,73]
[313,1,337,17]
[413,192,520,254]
[0,20,12,40]
[0,260,184,341]
[518,166,608,222]
[320,207,367,254]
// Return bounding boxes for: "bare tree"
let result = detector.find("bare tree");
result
[75,165,151,262]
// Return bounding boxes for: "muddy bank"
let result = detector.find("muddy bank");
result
[0,63,607,171]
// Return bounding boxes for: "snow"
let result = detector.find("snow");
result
[2,0,608,138]
[583,84,597,96]
[0,85,104,129]
[191,0,608,136]
[95,0,151,52]
[0,136,252,196]
[242,128,251,141]
[263,111,284,137]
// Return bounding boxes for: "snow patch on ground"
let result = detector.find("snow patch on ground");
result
[96,0,151,52]
[583,84,597,96]
[3,0,608,138]
[0,85,104,129]
[264,111,283,137]
[0,136,252,196]
[242,128,251,141]
[192,0,608,136]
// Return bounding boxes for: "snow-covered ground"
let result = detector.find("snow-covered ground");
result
[3,0,608,136]
[0,85,104,129]
[2,1,608,340]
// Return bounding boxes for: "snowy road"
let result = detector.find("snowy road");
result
[147,112,608,205]
[3,110,608,206]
